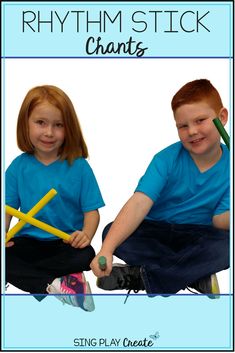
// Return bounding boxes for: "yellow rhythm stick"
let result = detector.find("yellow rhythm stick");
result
[6,189,58,243]
[5,205,71,242]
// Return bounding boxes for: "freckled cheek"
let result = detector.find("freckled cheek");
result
[178,131,188,142]
[58,132,65,143]
[28,129,37,142]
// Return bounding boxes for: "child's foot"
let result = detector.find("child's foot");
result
[188,273,220,299]
[47,272,95,311]
[97,264,145,291]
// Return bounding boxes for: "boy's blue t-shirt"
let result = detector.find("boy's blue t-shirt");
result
[135,142,229,225]
[6,154,105,240]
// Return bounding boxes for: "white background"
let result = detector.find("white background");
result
[4,58,231,294]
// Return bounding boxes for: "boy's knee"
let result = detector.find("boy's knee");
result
[102,222,113,241]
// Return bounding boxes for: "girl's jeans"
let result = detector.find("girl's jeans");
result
[103,220,229,295]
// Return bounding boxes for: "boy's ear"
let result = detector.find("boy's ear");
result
[218,107,228,126]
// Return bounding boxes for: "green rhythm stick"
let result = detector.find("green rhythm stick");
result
[213,117,230,150]
[98,256,107,270]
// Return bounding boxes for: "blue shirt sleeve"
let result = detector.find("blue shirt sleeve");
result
[79,159,105,212]
[135,151,170,202]
[5,156,21,209]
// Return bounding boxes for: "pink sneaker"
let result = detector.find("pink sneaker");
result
[47,272,95,311]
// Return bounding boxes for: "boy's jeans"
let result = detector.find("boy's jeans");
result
[102,220,229,295]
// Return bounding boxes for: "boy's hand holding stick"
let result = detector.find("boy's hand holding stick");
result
[98,256,107,271]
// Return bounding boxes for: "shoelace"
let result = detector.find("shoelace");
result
[124,289,140,304]
[48,283,76,306]
[119,274,142,304]
[60,287,72,294]
[186,286,199,295]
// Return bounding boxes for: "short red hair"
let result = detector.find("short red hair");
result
[171,79,223,115]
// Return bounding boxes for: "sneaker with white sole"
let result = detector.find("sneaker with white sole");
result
[47,272,95,311]
[188,273,220,299]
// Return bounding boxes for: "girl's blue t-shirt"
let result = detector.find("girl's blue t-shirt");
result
[6,154,105,240]
[135,142,229,225]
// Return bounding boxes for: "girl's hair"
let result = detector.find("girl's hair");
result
[171,79,223,115]
[17,85,88,164]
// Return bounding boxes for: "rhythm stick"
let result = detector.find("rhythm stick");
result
[213,117,230,150]
[98,256,107,270]
[6,189,57,243]
[5,205,70,242]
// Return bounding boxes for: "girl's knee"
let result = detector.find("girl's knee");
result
[86,245,95,261]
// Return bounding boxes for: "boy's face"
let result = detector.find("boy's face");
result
[174,101,227,158]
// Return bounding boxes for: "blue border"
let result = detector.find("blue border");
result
[1,0,234,351]
[1,293,234,350]
[1,1,233,58]
[1,56,233,59]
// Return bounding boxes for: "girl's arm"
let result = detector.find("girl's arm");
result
[5,213,14,247]
[90,192,154,277]
[83,209,100,241]
[68,210,100,248]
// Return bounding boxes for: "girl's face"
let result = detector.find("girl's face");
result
[28,101,65,163]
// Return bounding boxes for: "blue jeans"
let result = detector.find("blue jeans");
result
[102,220,229,295]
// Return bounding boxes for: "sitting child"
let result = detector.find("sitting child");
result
[91,79,229,299]
[6,85,105,311]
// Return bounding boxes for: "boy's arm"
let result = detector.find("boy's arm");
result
[212,211,230,230]
[90,192,154,277]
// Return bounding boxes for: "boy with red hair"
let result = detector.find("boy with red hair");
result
[91,79,230,298]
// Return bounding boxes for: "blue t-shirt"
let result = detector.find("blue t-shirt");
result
[135,142,229,225]
[6,154,105,240]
